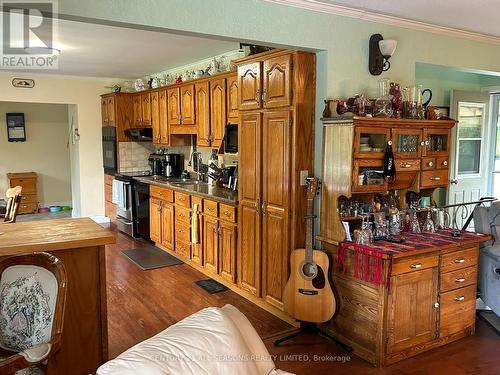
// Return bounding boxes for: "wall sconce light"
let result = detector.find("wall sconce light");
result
[369,34,397,75]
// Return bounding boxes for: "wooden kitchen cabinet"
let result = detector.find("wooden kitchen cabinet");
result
[150,198,162,244]
[101,93,135,141]
[180,84,196,125]
[191,197,204,265]
[149,187,175,251]
[132,93,152,127]
[151,89,169,145]
[7,172,38,214]
[132,94,142,127]
[204,215,219,274]
[262,54,292,109]
[226,74,239,123]
[196,81,211,147]
[219,221,237,283]
[161,202,175,250]
[386,267,438,354]
[167,87,181,125]
[210,78,226,148]
[238,62,261,110]
[101,96,116,126]
[169,84,197,134]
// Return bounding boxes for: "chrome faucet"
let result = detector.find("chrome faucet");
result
[189,151,205,181]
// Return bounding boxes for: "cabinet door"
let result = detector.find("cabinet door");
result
[141,93,152,127]
[150,198,162,243]
[238,112,262,296]
[352,159,387,193]
[151,91,160,143]
[226,74,239,123]
[238,62,261,110]
[167,87,181,126]
[133,94,142,126]
[423,128,450,157]
[204,216,219,274]
[161,202,174,250]
[107,96,116,126]
[196,81,211,147]
[392,128,423,159]
[261,111,291,310]
[210,78,226,148]
[263,54,292,109]
[354,126,390,159]
[386,268,438,354]
[192,209,203,265]
[159,89,169,144]
[180,84,196,125]
[220,222,237,283]
[101,98,108,125]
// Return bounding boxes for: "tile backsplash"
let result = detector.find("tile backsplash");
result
[118,142,155,172]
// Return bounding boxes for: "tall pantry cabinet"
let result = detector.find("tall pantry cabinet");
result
[236,49,316,310]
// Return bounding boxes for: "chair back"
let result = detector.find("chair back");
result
[3,186,22,223]
[0,253,67,353]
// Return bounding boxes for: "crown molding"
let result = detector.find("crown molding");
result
[265,0,500,45]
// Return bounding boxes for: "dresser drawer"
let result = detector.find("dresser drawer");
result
[18,202,38,214]
[441,247,478,273]
[20,194,38,204]
[439,285,476,337]
[191,195,203,211]
[204,200,218,217]
[175,206,191,224]
[396,159,421,172]
[420,169,449,188]
[392,254,439,275]
[175,191,191,208]
[150,185,173,202]
[436,156,449,170]
[10,178,37,193]
[175,240,191,259]
[421,157,436,171]
[440,266,477,292]
[175,222,191,243]
[219,204,236,222]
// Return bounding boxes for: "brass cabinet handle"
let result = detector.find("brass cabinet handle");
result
[454,258,465,264]
[262,90,267,102]
[410,263,422,269]
[455,278,466,283]
[400,163,412,168]
[430,176,441,181]
[428,161,434,167]
[420,141,425,146]
[425,140,430,145]
[443,160,448,166]
[455,296,465,302]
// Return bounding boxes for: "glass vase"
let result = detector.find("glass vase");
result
[374,78,393,118]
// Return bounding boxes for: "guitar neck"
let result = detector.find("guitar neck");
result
[305,196,314,263]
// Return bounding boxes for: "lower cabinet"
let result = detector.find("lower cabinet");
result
[161,202,174,250]
[150,198,162,243]
[219,221,237,283]
[203,215,219,274]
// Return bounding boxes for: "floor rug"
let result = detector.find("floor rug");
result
[195,278,229,294]
[122,247,183,270]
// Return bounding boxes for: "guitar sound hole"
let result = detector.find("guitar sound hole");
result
[312,266,326,289]
[302,262,317,278]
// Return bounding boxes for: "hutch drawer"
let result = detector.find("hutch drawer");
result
[392,254,439,275]
[204,200,218,217]
[441,247,478,273]
[439,284,476,337]
[174,191,191,207]
[440,266,477,292]
[420,169,449,188]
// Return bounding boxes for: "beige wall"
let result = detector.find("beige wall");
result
[0,72,115,217]
[0,102,71,206]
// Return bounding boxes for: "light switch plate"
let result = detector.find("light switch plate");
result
[300,170,309,186]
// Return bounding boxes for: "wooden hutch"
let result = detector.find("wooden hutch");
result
[318,116,489,366]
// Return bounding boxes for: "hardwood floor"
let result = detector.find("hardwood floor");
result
[106,227,500,374]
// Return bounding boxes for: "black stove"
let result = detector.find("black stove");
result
[114,170,151,182]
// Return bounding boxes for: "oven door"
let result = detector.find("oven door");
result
[102,127,117,174]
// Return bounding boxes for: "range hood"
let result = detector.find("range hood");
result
[124,127,153,141]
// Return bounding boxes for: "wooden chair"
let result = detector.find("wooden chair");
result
[1,186,23,223]
[0,252,67,375]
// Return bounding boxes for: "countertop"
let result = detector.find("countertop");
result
[0,218,115,256]
[134,176,238,204]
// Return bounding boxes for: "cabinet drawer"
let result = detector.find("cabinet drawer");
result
[175,223,191,243]
[421,157,436,171]
[10,179,36,193]
[392,254,439,275]
[439,284,476,337]
[150,186,173,202]
[396,159,421,172]
[191,195,203,211]
[20,194,37,204]
[420,169,449,188]
[175,191,191,208]
[436,156,450,170]
[219,204,236,222]
[204,200,218,217]
[441,247,478,273]
[175,240,191,259]
[440,266,477,292]
[18,202,38,214]
[175,206,191,224]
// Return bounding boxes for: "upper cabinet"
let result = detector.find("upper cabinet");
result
[238,62,262,110]
[210,78,227,148]
[167,87,181,126]
[226,75,239,123]
[180,84,196,125]
[169,84,197,134]
[196,81,211,147]
[262,54,292,109]
[101,95,115,127]
[152,89,170,145]
[133,93,152,127]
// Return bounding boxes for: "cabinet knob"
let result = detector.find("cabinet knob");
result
[454,296,465,302]
[410,263,422,269]
[224,211,231,217]
[420,141,425,146]
[443,160,448,166]
[454,258,465,264]
[455,278,465,283]
[430,176,441,181]
[428,161,434,167]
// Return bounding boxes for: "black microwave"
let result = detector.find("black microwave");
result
[224,124,238,154]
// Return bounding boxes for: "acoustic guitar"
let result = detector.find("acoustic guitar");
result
[283,177,336,323]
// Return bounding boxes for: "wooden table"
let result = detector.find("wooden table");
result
[0,218,115,375]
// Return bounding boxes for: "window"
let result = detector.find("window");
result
[456,102,485,176]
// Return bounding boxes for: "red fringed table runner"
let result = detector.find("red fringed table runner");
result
[337,230,491,288]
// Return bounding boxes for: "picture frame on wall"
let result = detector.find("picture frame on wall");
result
[6,113,26,142]
[434,106,450,119]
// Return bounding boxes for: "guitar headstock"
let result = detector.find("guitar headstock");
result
[306,177,321,199]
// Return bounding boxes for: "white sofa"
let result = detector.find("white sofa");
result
[97,304,294,375]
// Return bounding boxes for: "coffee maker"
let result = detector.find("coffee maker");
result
[148,154,165,177]
[163,153,182,178]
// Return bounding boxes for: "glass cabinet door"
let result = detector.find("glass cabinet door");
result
[354,127,390,159]
[392,129,423,158]
[352,159,387,192]
[423,128,450,157]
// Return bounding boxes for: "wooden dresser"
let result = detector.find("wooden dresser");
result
[7,172,38,214]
